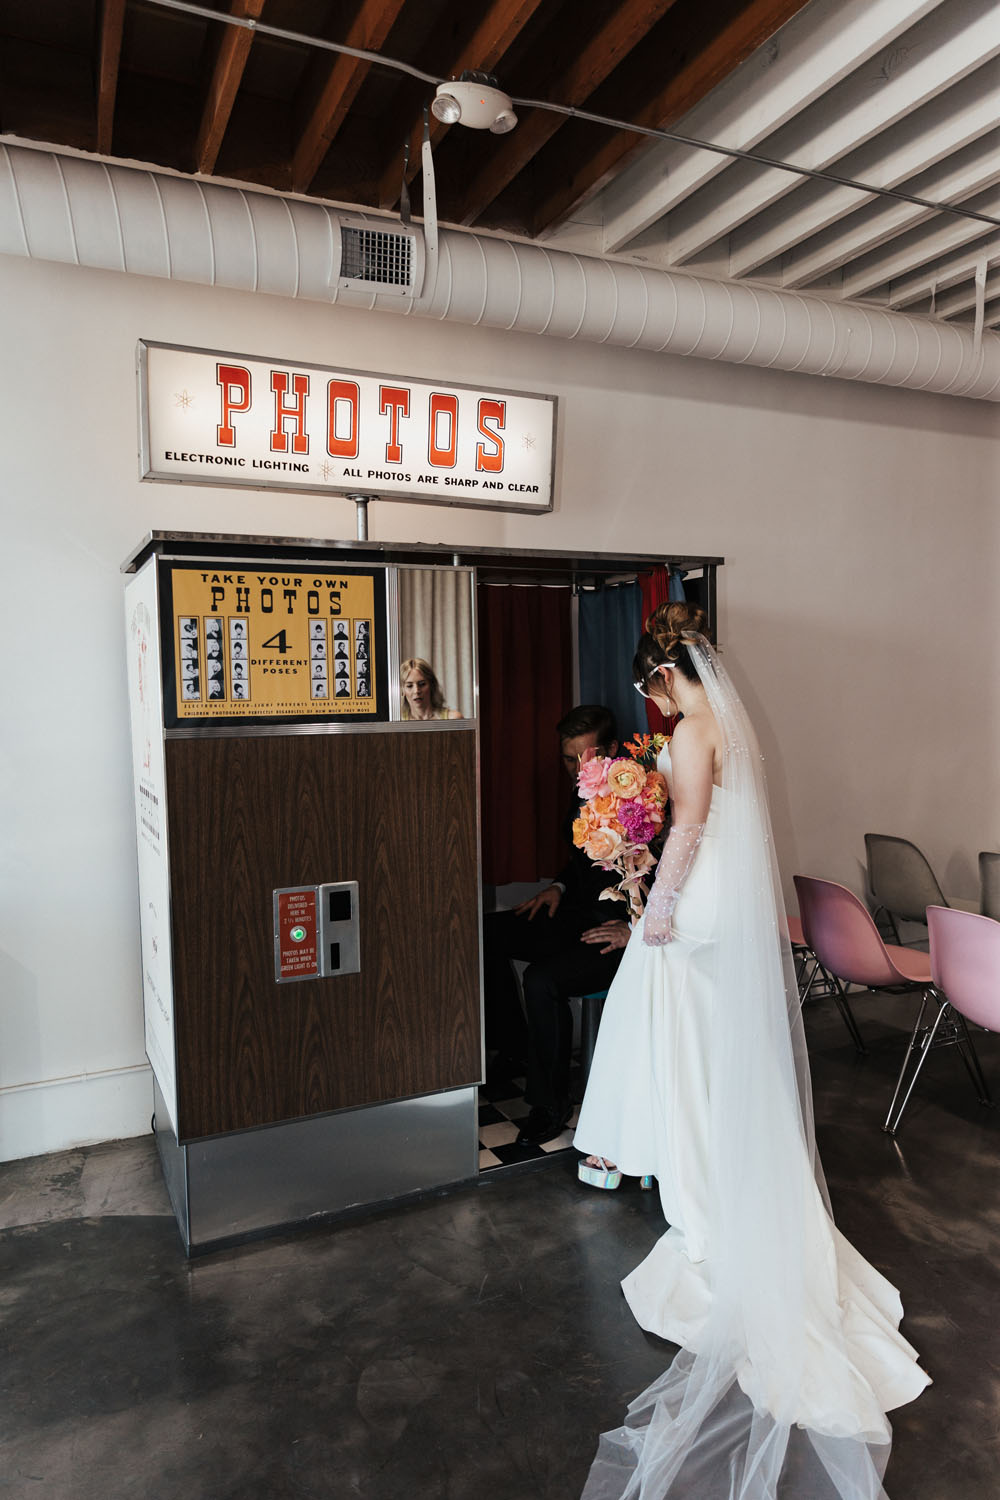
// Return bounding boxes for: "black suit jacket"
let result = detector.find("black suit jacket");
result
[555,803,621,929]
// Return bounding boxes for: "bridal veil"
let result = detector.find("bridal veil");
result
[580,635,928,1500]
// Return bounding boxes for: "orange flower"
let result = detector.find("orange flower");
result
[572,816,590,847]
[644,771,668,803]
[607,758,646,800]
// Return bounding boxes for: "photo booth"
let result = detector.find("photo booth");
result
[124,531,720,1252]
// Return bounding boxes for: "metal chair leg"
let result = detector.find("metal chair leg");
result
[953,1014,993,1107]
[883,992,946,1135]
[796,953,816,1004]
[831,974,867,1056]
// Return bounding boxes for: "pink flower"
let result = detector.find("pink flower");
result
[619,799,658,845]
[577,756,610,799]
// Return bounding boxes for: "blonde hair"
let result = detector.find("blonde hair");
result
[400,657,446,717]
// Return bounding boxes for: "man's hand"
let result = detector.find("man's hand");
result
[515,885,562,920]
[580,920,630,954]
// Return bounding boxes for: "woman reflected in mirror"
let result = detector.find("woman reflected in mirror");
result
[400,657,463,721]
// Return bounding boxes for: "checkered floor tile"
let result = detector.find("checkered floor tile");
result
[477,1074,580,1173]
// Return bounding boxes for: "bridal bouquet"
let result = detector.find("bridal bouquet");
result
[572,740,669,920]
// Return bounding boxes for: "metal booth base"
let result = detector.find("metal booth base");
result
[153,1080,479,1255]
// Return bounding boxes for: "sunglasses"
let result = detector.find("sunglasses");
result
[634,663,674,699]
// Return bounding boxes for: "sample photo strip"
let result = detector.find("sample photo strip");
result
[354,619,372,697]
[311,677,329,699]
[229,618,249,702]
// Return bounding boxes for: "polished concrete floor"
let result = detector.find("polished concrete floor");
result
[2,989,998,1500]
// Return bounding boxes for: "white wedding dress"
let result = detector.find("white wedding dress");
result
[572,659,930,1500]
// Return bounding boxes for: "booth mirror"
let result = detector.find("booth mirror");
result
[397,567,476,721]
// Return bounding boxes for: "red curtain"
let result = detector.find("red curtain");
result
[477,583,573,884]
[640,565,671,736]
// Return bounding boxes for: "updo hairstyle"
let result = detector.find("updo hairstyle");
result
[632,601,710,689]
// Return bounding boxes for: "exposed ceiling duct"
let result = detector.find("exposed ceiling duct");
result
[1,142,998,402]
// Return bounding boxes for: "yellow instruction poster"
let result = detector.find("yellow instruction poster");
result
[168,565,379,719]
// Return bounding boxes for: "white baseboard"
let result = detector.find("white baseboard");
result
[0,1064,154,1163]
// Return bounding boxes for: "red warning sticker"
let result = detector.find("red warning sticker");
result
[276,888,319,980]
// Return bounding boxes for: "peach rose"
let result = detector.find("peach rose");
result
[585,826,623,863]
[606,758,646,799]
[572,816,590,847]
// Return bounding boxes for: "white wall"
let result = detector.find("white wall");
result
[1,251,998,1161]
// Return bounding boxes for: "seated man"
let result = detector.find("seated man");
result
[483,704,631,1144]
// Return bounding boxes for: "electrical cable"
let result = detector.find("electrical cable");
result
[145,0,1000,234]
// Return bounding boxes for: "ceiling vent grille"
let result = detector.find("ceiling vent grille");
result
[338,222,422,297]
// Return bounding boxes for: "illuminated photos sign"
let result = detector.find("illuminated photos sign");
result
[139,341,556,512]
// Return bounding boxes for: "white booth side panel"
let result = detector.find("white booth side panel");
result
[125,560,178,1134]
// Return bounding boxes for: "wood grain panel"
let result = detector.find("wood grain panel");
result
[165,730,481,1139]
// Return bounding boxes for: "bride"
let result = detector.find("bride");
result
[573,602,929,1500]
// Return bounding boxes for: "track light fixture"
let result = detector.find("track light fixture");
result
[431,71,517,134]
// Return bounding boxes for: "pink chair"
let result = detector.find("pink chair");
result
[793,876,935,1060]
[883,906,996,1135]
[787,913,839,1007]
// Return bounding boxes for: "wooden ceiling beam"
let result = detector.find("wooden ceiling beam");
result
[96,0,127,154]
[376,0,546,211]
[194,0,266,176]
[455,0,680,228]
[291,0,408,194]
[529,0,812,237]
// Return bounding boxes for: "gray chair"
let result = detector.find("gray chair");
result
[980,851,1000,922]
[864,833,948,946]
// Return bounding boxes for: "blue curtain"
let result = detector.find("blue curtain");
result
[578,584,646,749]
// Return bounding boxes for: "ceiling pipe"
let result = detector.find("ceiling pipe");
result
[1,142,998,401]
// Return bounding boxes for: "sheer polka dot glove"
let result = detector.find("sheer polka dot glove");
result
[642,823,706,946]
